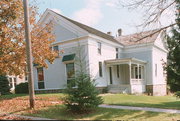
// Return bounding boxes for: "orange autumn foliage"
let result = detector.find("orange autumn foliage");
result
[0,0,57,76]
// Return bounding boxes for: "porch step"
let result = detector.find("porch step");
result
[107,85,130,94]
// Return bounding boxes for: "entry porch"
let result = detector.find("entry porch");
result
[105,58,147,94]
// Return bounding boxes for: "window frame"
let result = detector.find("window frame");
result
[37,67,45,89]
[53,45,59,57]
[97,42,102,55]
[117,65,120,78]
[66,63,75,85]
[116,48,119,59]
[99,62,103,77]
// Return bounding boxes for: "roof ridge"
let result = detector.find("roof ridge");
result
[48,9,123,45]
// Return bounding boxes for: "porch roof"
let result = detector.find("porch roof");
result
[105,58,147,66]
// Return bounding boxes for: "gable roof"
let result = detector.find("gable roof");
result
[115,30,161,46]
[48,9,122,45]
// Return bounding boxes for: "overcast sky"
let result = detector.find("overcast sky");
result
[34,0,175,36]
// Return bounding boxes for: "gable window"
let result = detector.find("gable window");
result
[116,48,119,59]
[37,67,45,89]
[53,45,59,57]
[66,63,75,85]
[99,62,103,77]
[97,42,101,55]
[117,65,120,78]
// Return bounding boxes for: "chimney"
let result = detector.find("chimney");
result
[118,29,122,36]
[107,31,112,36]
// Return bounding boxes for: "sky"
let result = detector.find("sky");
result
[32,0,175,36]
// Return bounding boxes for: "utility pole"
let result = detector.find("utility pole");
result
[23,0,35,109]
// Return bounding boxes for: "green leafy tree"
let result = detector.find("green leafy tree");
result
[0,75,10,95]
[166,0,180,92]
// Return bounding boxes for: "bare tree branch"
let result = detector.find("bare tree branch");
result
[136,23,176,41]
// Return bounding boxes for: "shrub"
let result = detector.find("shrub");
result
[175,91,180,99]
[15,82,29,94]
[64,73,103,113]
[0,75,11,95]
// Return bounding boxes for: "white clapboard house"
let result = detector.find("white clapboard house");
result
[33,9,168,96]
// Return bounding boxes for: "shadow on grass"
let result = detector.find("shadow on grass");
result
[0,94,28,100]
[106,101,180,110]
[24,105,162,120]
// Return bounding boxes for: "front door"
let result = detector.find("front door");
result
[109,67,113,84]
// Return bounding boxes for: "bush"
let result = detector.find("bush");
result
[64,73,103,113]
[0,75,11,95]
[175,91,180,99]
[15,82,29,94]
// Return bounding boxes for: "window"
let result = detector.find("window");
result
[53,45,59,57]
[155,64,157,77]
[97,42,101,55]
[139,67,142,79]
[135,67,138,79]
[109,67,113,84]
[117,65,120,78]
[66,63,75,85]
[99,62,103,77]
[25,75,28,81]
[116,48,119,59]
[37,67,45,89]
[14,78,17,87]
[9,78,13,88]
[134,66,142,79]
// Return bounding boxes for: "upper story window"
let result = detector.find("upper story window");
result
[97,42,101,55]
[116,48,119,59]
[53,45,59,57]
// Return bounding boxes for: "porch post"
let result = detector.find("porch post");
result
[129,62,132,84]
[137,64,139,82]
[144,65,146,85]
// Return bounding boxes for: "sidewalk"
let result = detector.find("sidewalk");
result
[0,113,53,120]
[99,104,180,114]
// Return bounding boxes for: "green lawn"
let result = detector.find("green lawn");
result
[25,105,180,121]
[1,93,180,120]
[102,94,180,110]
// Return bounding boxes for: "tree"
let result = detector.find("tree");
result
[64,73,103,113]
[118,0,176,31]
[166,0,180,92]
[0,75,10,95]
[64,43,103,113]
[0,0,57,76]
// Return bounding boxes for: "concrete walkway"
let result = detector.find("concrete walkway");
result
[99,104,180,114]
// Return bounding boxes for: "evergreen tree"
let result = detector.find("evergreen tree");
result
[166,0,180,92]
[64,73,103,113]
[0,75,10,95]
[63,44,103,113]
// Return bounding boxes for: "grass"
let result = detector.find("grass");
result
[102,94,180,110]
[1,93,180,120]
[25,105,180,120]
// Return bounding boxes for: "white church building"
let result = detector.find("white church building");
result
[33,9,168,96]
